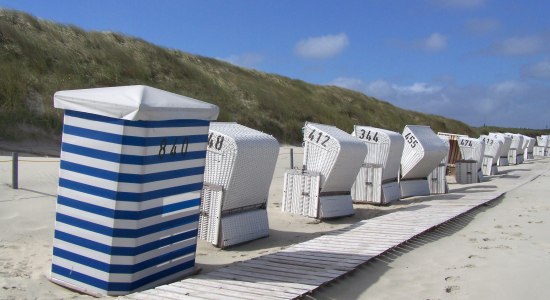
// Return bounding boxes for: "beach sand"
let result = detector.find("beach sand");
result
[1,143,549,299]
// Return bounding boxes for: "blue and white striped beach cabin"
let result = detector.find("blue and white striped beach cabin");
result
[50,85,219,296]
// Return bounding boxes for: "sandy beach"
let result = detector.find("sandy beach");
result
[1,143,549,299]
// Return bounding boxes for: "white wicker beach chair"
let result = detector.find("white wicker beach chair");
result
[490,133,512,166]
[479,135,502,176]
[505,133,524,165]
[350,126,404,204]
[199,122,279,248]
[456,136,485,183]
[400,125,448,198]
[282,122,367,218]
[524,136,535,160]
[534,135,548,156]
[427,136,450,194]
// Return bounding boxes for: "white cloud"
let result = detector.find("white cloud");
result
[294,33,349,59]
[389,33,449,52]
[420,33,448,52]
[394,82,443,94]
[330,77,366,91]
[522,59,550,80]
[491,35,545,55]
[465,18,500,34]
[430,0,487,9]
[329,77,550,128]
[221,53,264,68]
[364,80,396,98]
[489,80,528,95]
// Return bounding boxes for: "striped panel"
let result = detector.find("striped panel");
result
[52,110,209,295]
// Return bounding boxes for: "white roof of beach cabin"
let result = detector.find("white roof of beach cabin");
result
[54,85,219,121]
[400,125,448,180]
[203,122,279,211]
[303,122,367,193]
[352,125,404,181]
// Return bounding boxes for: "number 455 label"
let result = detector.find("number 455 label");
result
[404,132,418,148]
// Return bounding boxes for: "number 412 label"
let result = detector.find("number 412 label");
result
[307,129,331,147]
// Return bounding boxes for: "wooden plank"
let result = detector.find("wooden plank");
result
[315,234,409,244]
[121,292,184,300]
[202,273,309,295]
[279,249,372,262]
[183,278,299,299]
[320,230,417,238]
[226,264,328,286]
[344,226,425,233]
[140,289,207,300]
[258,254,355,271]
[275,249,370,264]
[173,281,282,300]
[293,239,394,250]
[334,233,417,241]
[298,239,394,251]
[268,252,360,268]
[243,259,346,277]
[210,268,318,290]
[240,260,337,279]
[156,284,243,300]
[290,245,384,258]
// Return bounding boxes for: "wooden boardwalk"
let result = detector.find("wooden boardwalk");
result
[121,170,544,300]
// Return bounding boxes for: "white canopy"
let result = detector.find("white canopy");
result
[54,85,219,121]
[401,125,448,180]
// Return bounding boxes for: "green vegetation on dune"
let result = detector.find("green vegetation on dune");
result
[0,9,547,144]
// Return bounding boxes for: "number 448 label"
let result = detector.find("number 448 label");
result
[207,132,225,152]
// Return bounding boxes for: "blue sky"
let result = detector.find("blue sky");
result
[1,0,550,129]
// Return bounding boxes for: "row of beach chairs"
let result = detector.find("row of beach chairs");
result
[48,85,549,296]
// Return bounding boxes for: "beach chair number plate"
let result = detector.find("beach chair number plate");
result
[208,132,225,152]
[404,133,418,148]
[481,137,494,145]
[460,139,473,147]
[158,136,190,159]
[357,129,379,142]
[308,129,331,147]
